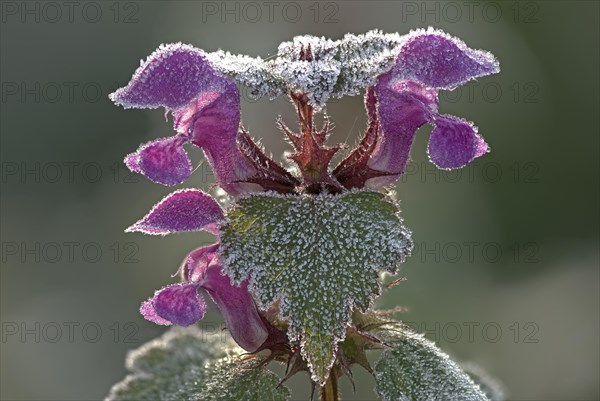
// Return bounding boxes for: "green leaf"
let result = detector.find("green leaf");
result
[106,327,290,401]
[220,190,412,384]
[374,329,490,401]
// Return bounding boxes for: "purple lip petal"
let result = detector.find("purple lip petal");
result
[147,283,206,327]
[125,136,193,186]
[201,267,269,353]
[427,115,487,169]
[126,189,224,235]
[124,151,142,174]
[474,134,490,158]
[110,43,232,111]
[140,298,172,326]
[393,28,500,89]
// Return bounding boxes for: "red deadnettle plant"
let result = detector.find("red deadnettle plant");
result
[106,28,503,401]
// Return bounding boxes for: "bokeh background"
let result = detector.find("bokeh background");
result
[1,1,598,400]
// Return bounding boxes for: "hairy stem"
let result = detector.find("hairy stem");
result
[320,371,339,401]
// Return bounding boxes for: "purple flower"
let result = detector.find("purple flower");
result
[110,43,297,196]
[141,244,273,352]
[334,29,499,189]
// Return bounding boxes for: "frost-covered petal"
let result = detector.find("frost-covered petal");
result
[125,136,192,186]
[110,43,234,110]
[142,283,206,327]
[140,298,172,325]
[126,189,224,235]
[428,115,488,169]
[391,28,500,89]
[183,244,269,352]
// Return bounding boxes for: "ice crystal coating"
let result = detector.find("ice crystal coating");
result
[270,35,341,107]
[206,50,287,99]
[267,31,405,107]
[219,190,413,384]
[105,327,289,401]
[332,31,403,98]
[374,329,489,401]
[125,189,224,235]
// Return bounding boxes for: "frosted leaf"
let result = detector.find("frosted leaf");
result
[264,31,408,107]
[220,190,413,384]
[199,353,290,401]
[106,327,289,401]
[332,30,404,98]
[270,35,341,108]
[206,50,287,99]
[374,329,490,401]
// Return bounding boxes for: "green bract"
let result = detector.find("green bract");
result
[106,327,289,401]
[374,329,489,401]
[220,190,412,384]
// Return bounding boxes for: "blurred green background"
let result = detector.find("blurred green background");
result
[1,1,598,400]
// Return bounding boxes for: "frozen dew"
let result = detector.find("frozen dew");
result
[206,50,287,99]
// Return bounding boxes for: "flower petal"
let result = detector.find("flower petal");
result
[202,267,269,352]
[173,86,265,197]
[392,29,500,89]
[125,136,192,186]
[110,43,233,110]
[365,78,437,188]
[142,283,206,326]
[126,189,224,235]
[180,243,220,283]
[427,115,488,169]
[140,298,172,326]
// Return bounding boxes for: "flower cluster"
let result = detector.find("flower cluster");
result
[111,28,499,385]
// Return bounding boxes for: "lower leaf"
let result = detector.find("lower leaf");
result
[374,329,490,401]
[106,327,289,401]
